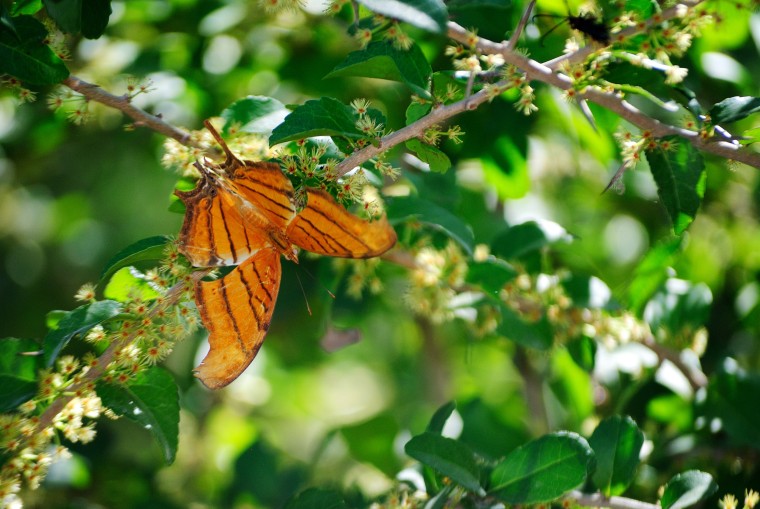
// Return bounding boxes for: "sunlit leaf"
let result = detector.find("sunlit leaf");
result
[588,415,645,496]
[661,471,717,509]
[99,236,170,288]
[97,367,179,464]
[488,432,594,504]
[43,301,122,367]
[646,139,706,235]
[104,267,161,303]
[0,338,41,412]
[221,96,289,136]
[10,0,43,15]
[405,432,484,493]
[356,0,448,33]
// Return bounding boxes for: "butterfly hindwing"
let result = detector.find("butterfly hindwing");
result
[193,249,281,389]
[287,189,397,259]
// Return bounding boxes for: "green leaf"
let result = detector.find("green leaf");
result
[488,432,594,504]
[660,471,718,509]
[355,0,448,33]
[99,236,170,288]
[482,138,530,200]
[466,258,517,295]
[710,96,760,124]
[386,195,474,255]
[405,432,484,494]
[646,138,706,234]
[43,300,122,366]
[566,337,596,372]
[702,367,760,450]
[497,303,553,350]
[562,275,612,309]
[0,14,69,84]
[104,267,161,303]
[270,97,363,146]
[643,280,712,333]
[627,236,682,315]
[285,488,348,509]
[406,101,432,124]
[340,414,400,475]
[10,0,43,15]
[326,41,432,98]
[42,0,112,38]
[491,220,573,260]
[427,401,457,434]
[97,367,180,464]
[221,96,290,136]
[0,338,42,412]
[406,138,451,173]
[588,415,645,496]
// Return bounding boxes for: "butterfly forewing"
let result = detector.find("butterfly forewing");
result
[287,189,397,258]
[194,249,281,389]
[230,162,297,232]
[176,175,270,267]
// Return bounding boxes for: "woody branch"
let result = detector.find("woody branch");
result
[337,3,760,174]
[63,76,198,147]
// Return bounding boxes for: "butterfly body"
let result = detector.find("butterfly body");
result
[176,122,397,388]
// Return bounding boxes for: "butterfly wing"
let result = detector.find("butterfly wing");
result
[193,248,281,389]
[176,172,271,267]
[229,162,297,232]
[287,189,397,258]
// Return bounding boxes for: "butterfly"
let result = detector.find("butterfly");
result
[535,12,610,45]
[176,121,397,389]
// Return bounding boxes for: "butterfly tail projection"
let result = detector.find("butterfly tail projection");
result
[287,189,397,259]
[193,249,281,389]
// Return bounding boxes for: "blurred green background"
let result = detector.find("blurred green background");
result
[2,0,760,507]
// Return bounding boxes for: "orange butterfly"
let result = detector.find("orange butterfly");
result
[176,121,397,389]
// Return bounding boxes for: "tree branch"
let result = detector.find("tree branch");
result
[63,76,199,147]
[445,22,760,169]
[34,270,209,434]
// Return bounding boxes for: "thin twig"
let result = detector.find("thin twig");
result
[642,335,708,390]
[507,0,537,51]
[568,490,660,509]
[63,76,198,147]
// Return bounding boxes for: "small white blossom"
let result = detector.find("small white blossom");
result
[665,65,688,84]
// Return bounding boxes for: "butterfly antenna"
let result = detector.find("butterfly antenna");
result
[203,119,237,167]
[294,271,313,316]
[299,264,336,299]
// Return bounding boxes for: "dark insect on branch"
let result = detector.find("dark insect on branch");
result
[534,12,611,45]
